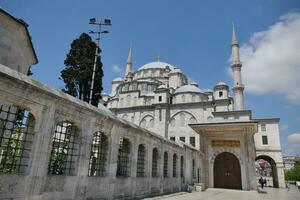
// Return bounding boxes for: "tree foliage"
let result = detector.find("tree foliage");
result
[60,33,103,106]
[285,162,300,181]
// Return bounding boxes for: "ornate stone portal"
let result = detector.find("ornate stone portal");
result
[190,122,258,190]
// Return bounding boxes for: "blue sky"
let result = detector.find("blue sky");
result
[1,0,300,155]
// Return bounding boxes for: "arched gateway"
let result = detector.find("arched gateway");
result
[214,152,242,189]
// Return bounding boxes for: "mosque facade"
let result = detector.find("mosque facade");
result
[103,25,285,190]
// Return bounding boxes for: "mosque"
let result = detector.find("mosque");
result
[103,24,285,190]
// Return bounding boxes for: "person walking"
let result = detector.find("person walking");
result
[259,177,264,189]
[296,181,300,192]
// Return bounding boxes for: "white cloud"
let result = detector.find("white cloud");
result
[287,133,300,144]
[285,133,300,155]
[237,11,300,103]
[111,65,122,73]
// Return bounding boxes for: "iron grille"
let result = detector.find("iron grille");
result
[136,144,145,177]
[116,138,131,177]
[180,156,184,177]
[152,148,158,177]
[0,105,35,174]
[88,132,108,176]
[48,122,78,175]
[173,154,177,177]
[163,152,168,177]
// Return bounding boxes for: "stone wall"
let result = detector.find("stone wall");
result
[0,64,203,200]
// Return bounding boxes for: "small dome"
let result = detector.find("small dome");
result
[214,81,229,91]
[113,77,123,82]
[158,84,168,89]
[175,84,203,94]
[169,68,182,74]
[190,81,198,87]
[138,61,175,71]
[204,89,213,93]
[216,81,227,86]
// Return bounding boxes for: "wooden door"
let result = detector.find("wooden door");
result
[214,152,242,189]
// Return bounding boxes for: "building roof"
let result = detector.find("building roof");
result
[112,77,123,82]
[138,61,175,71]
[175,84,203,94]
[0,8,38,65]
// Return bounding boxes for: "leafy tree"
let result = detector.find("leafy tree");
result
[60,33,103,106]
[285,162,300,181]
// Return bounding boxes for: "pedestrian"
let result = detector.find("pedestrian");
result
[296,181,300,192]
[259,177,264,189]
[263,178,267,187]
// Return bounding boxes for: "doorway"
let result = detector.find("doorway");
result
[214,152,242,189]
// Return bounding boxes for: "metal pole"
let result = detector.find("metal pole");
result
[89,19,101,104]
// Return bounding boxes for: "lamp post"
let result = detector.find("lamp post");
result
[88,18,111,104]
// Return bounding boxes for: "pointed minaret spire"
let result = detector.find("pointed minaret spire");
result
[231,22,239,46]
[125,45,133,76]
[230,22,244,110]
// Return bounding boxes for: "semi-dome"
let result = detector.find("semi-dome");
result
[175,84,203,94]
[113,77,123,82]
[138,61,175,71]
[169,68,182,74]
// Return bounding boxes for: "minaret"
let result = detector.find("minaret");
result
[125,46,133,76]
[231,22,244,110]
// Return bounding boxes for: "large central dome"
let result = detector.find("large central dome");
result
[138,61,175,71]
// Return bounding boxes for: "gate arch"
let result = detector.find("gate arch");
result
[255,155,279,188]
[214,152,242,189]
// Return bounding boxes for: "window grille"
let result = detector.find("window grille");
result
[261,124,266,132]
[173,154,177,177]
[190,136,195,147]
[0,105,35,174]
[48,122,78,175]
[88,132,108,176]
[116,138,131,177]
[192,159,196,178]
[163,151,168,177]
[152,148,159,177]
[179,137,185,143]
[137,144,146,177]
[180,156,184,177]
[262,135,268,145]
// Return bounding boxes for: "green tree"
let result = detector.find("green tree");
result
[284,162,300,181]
[60,33,103,106]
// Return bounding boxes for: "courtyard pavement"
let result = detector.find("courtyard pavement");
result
[144,185,300,200]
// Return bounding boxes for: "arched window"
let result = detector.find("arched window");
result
[117,138,131,177]
[180,113,185,127]
[182,95,185,103]
[192,159,196,178]
[0,105,35,174]
[140,119,146,128]
[192,94,196,102]
[126,95,131,107]
[48,122,78,175]
[152,148,159,177]
[88,132,108,176]
[180,156,184,177]
[133,97,137,106]
[137,144,146,177]
[163,152,168,177]
[122,114,128,121]
[170,118,175,127]
[149,119,154,128]
[189,117,196,124]
[173,154,177,177]
[119,98,124,107]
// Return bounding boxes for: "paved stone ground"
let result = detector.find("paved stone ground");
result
[144,185,300,200]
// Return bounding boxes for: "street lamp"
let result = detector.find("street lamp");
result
[88,18,111,104]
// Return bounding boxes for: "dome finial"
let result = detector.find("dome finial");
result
[157,53,160,62]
